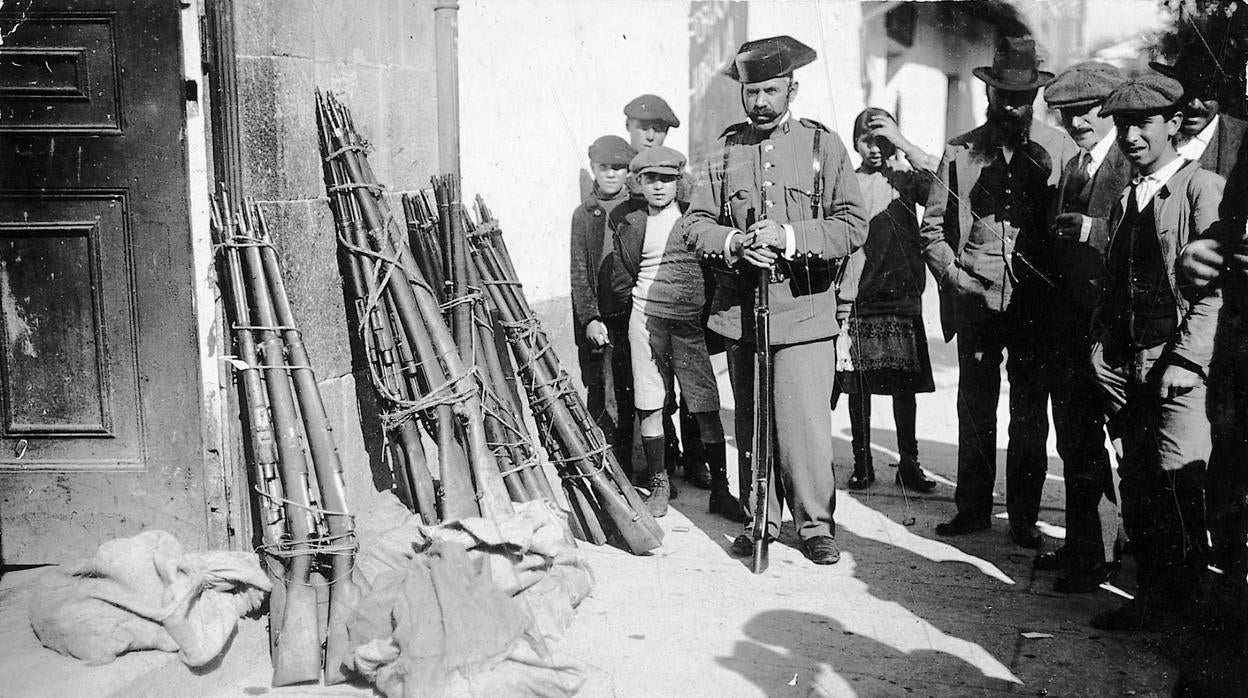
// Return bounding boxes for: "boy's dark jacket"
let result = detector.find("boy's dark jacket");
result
[569,191,625,347]
[601,199,693,317]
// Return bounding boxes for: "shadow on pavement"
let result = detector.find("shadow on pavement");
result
[719,609,1016,697]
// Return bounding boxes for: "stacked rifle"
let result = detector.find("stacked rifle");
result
[464,199,664,554]
[210,191,358,686]
[402,186,555,506]
[316,91,513,523]
[316,90,661,554]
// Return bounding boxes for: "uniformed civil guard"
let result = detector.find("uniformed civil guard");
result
[680,35,868,565]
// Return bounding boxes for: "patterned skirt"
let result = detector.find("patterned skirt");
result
[835,313,935,395]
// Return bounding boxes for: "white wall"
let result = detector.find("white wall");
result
[459,0,864,306]
[459,0,689,304]
[749,0,865,138]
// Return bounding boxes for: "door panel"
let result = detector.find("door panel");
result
[0,13,122,134]
[0,2,208,563]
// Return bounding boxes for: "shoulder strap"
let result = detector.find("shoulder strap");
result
[719,136,733,226]
[811,128,823,218]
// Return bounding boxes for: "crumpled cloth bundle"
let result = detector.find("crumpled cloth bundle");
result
[346,496,593,697]
[29,530,270,667]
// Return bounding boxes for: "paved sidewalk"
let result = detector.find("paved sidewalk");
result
[0,291,1239,696]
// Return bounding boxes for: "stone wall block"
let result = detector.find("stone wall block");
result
[382,65,439,185]
[314,372,390,517]
[260,199,353,379]
[271,0,317,59]
[400,0,438,67]
[334,0,383,66]
[310,0,349,63]
[237,56,281,199]
[270,57,323,201]
[234,0,276,56]
[236,0,316,59]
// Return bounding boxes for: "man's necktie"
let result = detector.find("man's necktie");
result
[1064,151,1092,209]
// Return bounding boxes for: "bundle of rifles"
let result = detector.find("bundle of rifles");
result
[210,191,359,686]
[315,90,662,552]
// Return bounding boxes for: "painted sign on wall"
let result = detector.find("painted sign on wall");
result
[688,0,747,170]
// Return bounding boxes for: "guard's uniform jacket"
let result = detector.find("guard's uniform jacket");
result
[680,116,868,345]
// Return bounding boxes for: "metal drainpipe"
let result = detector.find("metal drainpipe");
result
[434,0,461,178]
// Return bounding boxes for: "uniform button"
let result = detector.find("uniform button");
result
[765,200,775,207]
[763,180,774,188]
[764,144,774,152]
[764,162,774,169]
[1004,188,1012,194]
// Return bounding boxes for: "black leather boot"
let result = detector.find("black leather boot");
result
[896,458,936,493]
[848,456,875,490]
[706,442,744,522]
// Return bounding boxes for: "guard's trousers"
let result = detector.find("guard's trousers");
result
[727,338,837,540]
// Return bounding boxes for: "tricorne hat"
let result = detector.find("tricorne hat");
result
[723,35,816,84]
[973,35,1055,91]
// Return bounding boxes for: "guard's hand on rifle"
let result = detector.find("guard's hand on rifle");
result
[585,319,610,348]
[736,220,783,269]
[746,219,786,250]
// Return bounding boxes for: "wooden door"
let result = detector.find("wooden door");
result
[0,0,209,563]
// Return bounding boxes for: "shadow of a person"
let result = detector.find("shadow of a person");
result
[719,609,1021,697]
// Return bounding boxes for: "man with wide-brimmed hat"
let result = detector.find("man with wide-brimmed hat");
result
[1024,60,1131,593]
[918,35,1079,547]
[680,35,868,565]
[1150,42,1248,179]
[1088,73,1224,630]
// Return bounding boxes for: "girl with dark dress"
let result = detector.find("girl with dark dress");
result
[838,108,939,493]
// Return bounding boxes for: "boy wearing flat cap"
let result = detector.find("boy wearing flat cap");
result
[570,135,638,478]
[1087,73,1225,631]
[1030,61,1129,593]
[624,94,680,152]
[681,35,868,565]
[606,146,735,519]
[919,35,1078,549]
[621,93,704,488]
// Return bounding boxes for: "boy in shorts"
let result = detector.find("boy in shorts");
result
[608,145,737,518]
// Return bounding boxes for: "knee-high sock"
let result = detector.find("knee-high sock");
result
[705,440,728,483]
[642,435,667,478]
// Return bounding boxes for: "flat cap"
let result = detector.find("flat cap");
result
[1100,74,1184,117]
[587,135,636,166]
[1044,61,1124,109]
[629,145,686,176]
[624,94,680,128]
